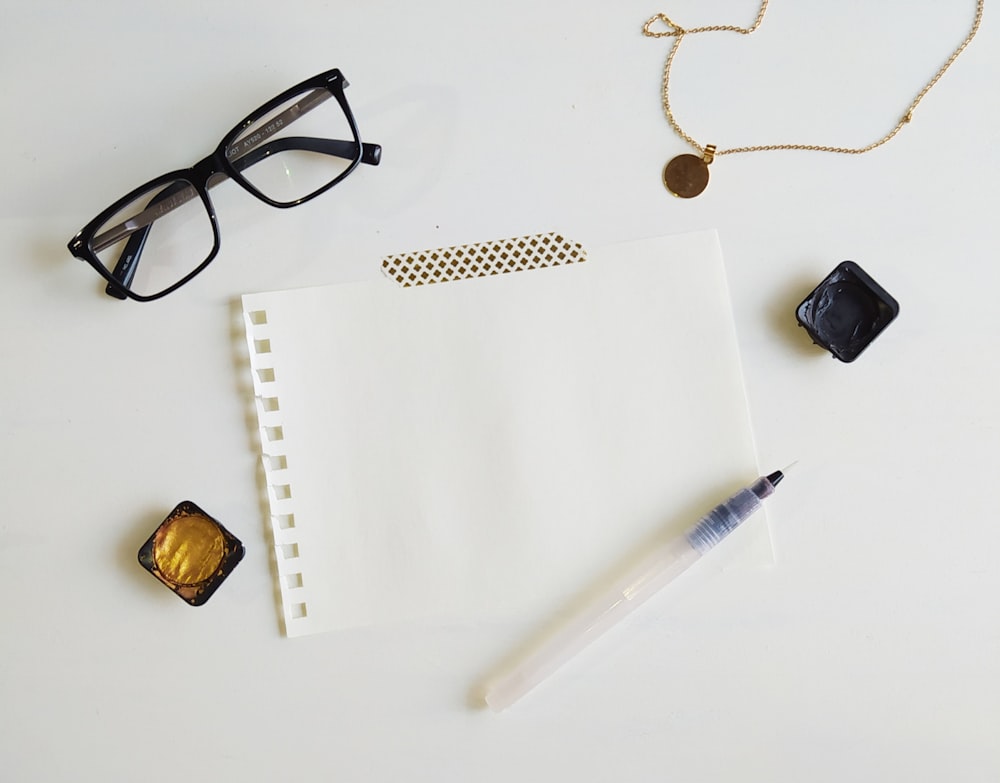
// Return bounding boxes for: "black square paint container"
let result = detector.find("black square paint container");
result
[796,262,899,363]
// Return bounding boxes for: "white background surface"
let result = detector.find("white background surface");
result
[2,1,998,780]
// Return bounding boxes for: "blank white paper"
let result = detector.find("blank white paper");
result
[243,230,768,636]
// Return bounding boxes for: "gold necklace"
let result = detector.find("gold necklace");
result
[643,1,984,198]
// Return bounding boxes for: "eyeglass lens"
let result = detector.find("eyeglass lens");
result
[227,87,359,205]
[89,179,215,299]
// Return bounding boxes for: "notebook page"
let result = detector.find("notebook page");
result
[243,231,768,636]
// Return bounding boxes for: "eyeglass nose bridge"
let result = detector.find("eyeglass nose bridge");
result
[187,153,225,244]
[182,153,232,237]
[190,152,229,191]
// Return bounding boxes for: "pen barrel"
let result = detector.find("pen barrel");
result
[685,477,774,554]
[483,476,778,711]
[484,534,701,711]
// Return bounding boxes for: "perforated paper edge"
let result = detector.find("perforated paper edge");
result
[242,303,312,636]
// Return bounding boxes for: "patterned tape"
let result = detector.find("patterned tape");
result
[381,232,586,287]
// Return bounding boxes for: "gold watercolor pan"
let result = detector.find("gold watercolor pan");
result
[138,500,245,606]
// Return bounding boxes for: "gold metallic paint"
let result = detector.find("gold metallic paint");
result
[152,514,225,586]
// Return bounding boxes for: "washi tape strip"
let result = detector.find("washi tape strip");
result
[381,232,587,287]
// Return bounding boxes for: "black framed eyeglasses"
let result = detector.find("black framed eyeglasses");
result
[67,68,381,302]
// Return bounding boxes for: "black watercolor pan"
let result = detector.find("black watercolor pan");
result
[796,261,899,363]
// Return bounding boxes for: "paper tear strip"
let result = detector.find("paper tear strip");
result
[244,307,308,627]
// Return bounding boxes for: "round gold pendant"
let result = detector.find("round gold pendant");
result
[663,154,710,198]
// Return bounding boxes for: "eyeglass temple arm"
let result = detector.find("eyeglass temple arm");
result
[225,88,332,162]
[103,180,193,299]
[231,136,382,170]
[223,88,380,167]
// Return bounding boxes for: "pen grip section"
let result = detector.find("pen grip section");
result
[686,485,765,554]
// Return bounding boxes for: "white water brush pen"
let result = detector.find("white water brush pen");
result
[482,470,786,711]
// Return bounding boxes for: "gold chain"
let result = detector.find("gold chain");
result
[643,1,984,158]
